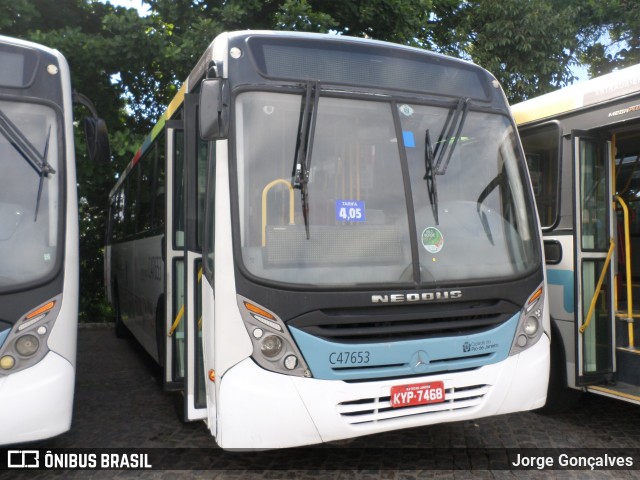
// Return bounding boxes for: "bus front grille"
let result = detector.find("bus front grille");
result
[288,300,519,343]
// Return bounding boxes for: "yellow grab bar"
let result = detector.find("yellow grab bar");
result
[615,195,634,348]
[168,267,203,337]
[580,238,615,334]
[261,179,295,247]
[168,305,184,337]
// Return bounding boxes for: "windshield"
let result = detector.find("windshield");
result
[235,90,538,287]
[0,100,60,288]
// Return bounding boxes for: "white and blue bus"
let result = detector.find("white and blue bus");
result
[0,35,108,445]
[514,64,640,409]
[105,31,549,449]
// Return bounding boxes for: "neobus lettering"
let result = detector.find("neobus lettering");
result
[372,291,462,303]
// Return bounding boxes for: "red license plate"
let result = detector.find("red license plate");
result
[390,381,445,408]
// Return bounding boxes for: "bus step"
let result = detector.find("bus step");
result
[615,314,640,352]
[617,346,640,354]
[615,348,640,385]
[587,382,640,405]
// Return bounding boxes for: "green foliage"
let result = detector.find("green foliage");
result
[2,0,639,321]
[576,0,640,76]
[454,0,583,102]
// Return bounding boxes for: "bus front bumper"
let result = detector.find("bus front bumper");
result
[217,334,549,450]
[0,352,75,446]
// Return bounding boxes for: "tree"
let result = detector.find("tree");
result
[0,0,152,320]
[576,0,640,76]
[426,0,585,102]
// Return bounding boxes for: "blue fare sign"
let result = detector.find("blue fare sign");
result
[336,200,366,222]
[402,130,416,148]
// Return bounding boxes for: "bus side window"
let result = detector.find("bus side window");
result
[113,187,126,241]
[138,147,154,234]
[123,165,140,238]
[203,141,216,280]
[153,135,166,232]
[519,123,561,228]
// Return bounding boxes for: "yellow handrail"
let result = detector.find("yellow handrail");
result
[261,179,295,247]
[580,238,615,334]
[615,195,634,348]
[168,267,203,337]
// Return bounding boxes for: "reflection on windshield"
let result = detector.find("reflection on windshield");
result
[401,104,536,283]
[0,100,59,287]
[235,91,538,287]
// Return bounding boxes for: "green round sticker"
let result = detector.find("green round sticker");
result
[421,227,444,253]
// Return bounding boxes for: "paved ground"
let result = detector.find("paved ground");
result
[4,323,640,479]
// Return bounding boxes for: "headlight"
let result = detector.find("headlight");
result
[509,284,546,355]
[284,355,298,370]
[15,334,40,357]
[0,355,15,370]
[0,296,60,376]
[523,316,539,336]
[260,335,283,358]
[237,295,312,378]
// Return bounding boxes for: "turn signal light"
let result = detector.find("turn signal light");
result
[525,287,543,312]
[26,301,55,319]
[244,302,275,320]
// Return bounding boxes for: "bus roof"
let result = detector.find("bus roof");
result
[512,63,640,126]
[0,34,62,58]
[110,30,497,199]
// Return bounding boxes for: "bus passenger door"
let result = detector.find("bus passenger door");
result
[181,93,208,421]
[573,131,615,385]
[164,120,185,390]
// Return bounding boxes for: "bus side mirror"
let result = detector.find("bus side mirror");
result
[73,91,111,163]
[83,116,111,163]
[199,78,229,140]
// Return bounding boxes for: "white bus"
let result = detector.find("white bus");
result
[105,30,549,449]
[0,35,108,445]
[514,63,640,409]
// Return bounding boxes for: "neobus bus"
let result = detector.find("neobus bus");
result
[105,30,549,449]
[513,63,640,409]
[0,35,108,445]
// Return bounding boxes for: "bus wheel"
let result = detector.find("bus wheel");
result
[155,302,165,369]
[536,326,582,413]
[113,285,129,339]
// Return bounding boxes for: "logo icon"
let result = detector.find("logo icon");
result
[7,450,39,468]
[411,350,430,373]
[463,342,471,353]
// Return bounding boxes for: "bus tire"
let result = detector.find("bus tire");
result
[113,283,129,339]
[156,300,165,369]
[536,323,582,414]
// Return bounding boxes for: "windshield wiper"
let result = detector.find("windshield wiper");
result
[423,97,469,226]
[423,130,438,224]
[434,97,469,174]
[476,171,505,245]
[291,81,319,240]
[0,110,56,221]
[34,125,53,222]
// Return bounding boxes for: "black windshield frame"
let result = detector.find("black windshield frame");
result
[228,84,542,291]
[0,95,66,294]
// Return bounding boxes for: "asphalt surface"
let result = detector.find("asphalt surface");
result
[4,323,640,479]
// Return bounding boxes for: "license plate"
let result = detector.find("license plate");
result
[390,381,445,408]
